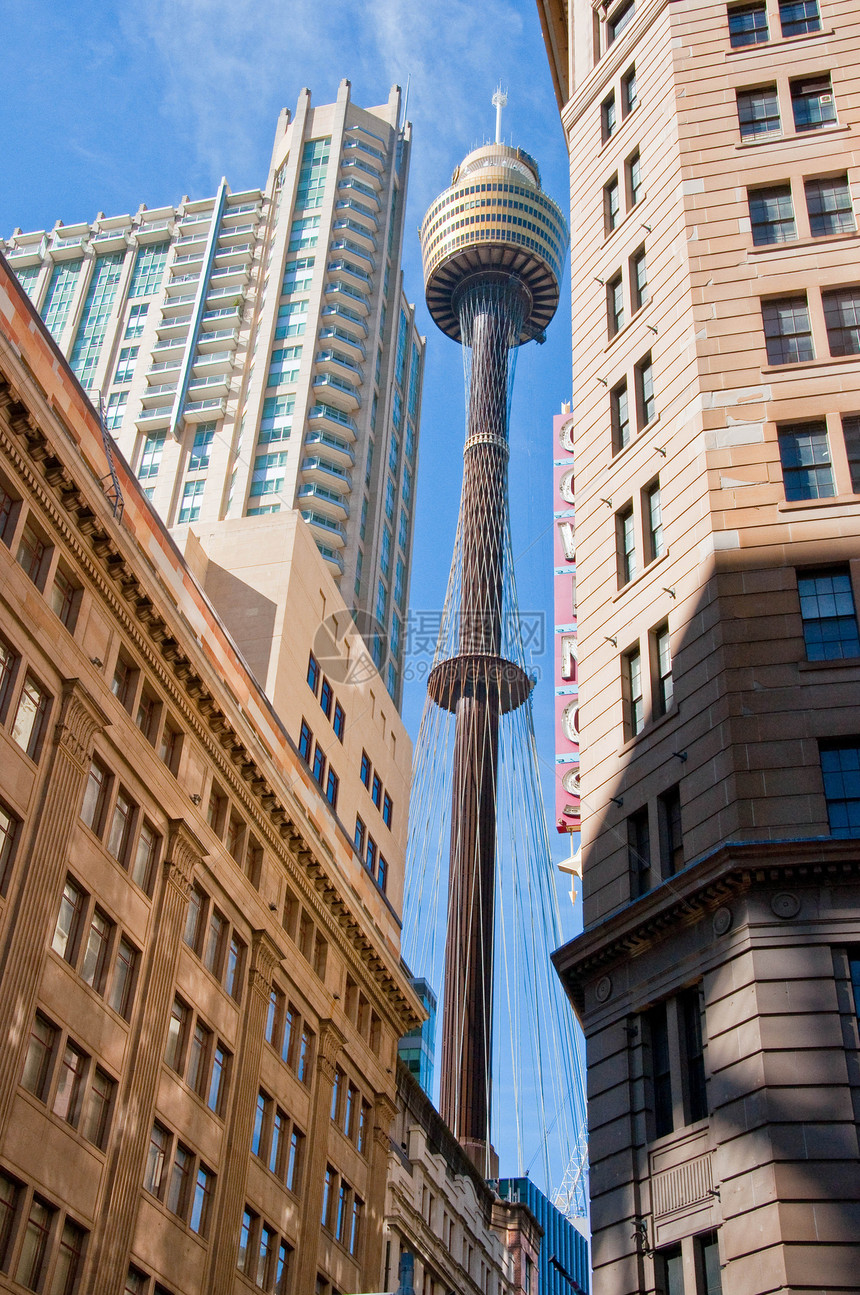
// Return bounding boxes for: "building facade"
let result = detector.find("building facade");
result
[383,1063,541,1295]
[0,255,422,1294]
[538,0,860,1291]
[552,405,581,898]
[2,80,424,707]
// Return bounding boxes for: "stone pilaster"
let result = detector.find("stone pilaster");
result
[85,820,203,1295]
[364,1093,397,1289]
[295,1019,345,1295]
[203,928,283,1294]
[0,679,107,1139]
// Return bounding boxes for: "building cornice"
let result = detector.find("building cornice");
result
[553,836,860,1014]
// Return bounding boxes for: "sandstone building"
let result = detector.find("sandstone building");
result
[0,252,422,1295]
[538,0,860,1290]
[2,82,423,707]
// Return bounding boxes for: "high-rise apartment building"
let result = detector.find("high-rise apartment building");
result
[538,0,860,1291]
[0,252,422,1295]
[2,80,423,707]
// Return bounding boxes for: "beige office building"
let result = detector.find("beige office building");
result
[2,81,423,707]
[538,0,860,1290]
[0,254,422,1294]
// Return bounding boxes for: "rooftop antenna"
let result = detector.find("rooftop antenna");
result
[492,85,508,144]
[402,72,411,128]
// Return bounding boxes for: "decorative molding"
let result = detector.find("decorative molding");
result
[163,818,206,898]
[55,678,109,770]
[249,928,284,1000]
[651,1152,714,1219]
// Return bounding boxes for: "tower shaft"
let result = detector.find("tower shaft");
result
[439,284,521,1169]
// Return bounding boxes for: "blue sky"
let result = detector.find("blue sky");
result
[0,0,575,871]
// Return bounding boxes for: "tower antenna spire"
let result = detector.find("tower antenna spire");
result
[492,85,508,144]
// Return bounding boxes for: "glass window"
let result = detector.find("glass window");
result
[371,772,382,809]
[166,1143,192,1217]
[16,523,49,587]
[648,1002,674,1138]
[631,247,648,310]
[601,92,617,143]
[628,807,652,896]
[619,505,637,586]
[791,75,836,131]
[82,1066,115,1149]
[109,937,137,1018]
[805,175,855,237]
[820,740,860,836]
[165,997,188,1072]
[21,1013,57,1099]
[51,566,79,629]
[611,378,630,451]
[287,1127,304,1193]
[203,909,226,975]
[187,1021,211,1096]
[144,1122,169,1196]
[113,346,139,385]
[208,1043,228,1115]
[622,66,638,114]
[11,675,49,760]
[608,0,635,43]
[178,478,205,524]
[299,720,313,762]
[189,1166,213,1236]
[777,421,834,500]
[779,0,820,35]
[737,85,780,139]
[659,785,684,876]
[762,295,814,364]
[183,883,205,952]
[81,758,110,833]
[52,1039,88,1126]
[70,252,125,390]
[655,623,673,713]
[225,935,244,1001]
[320,678,333,718]
[129,242,169,299]
[823,287,860,356]
[125,302,148,339]
[138,433,165,481]
[645,481,664,560]
[841,414,860,492]
[383,792,393,829]
[15,1196,54,1290]
[728,2,768,46]
[0,801,19,896]
[325,768,339,809]
[107,788,135,863]
[798,568,860,660]
[333,701,345,741]
[624,646,644,736]
[131,819,159,893]
[237,1207,255,1273]
[189,424,215,472]
[607,273,624,336]
[636,354,656,426]
[694,1231,724,1295]
[605,175,621,233]
[80,909,112,992]
[654,1243,684,1295]
[52,877,85,962]
[748,184,796,245]
[312,744,326,786]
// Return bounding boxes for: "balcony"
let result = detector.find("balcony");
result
[298,484,349,520]
[301,456,352,489]
[175,231,207,248]
[330,239,375,270]
[300,509,347,545]
[135,405,172,428]
[318,326,366,360]
[202,306,242,328]
[192,351,234,377]
[206,285,246,307]
[320,304,368,338]
[344,137,386,165]
[196,329,238,351]
[208,263,248,288]
[221,201,261,222]
[341,156,383,189]
[214,242,253,266]
[143,381,178,403]
[160,294,195,318]
[167,272,201,293]
[304,429,355,465]
[152,337,185,356]
[335,199,378,230]
[184,397,225,422]
[325,280,370,315]
[156,315,191,340]
[92,230,129,253]
[218,223,256,243]
[174,251,204,268]
[315,349,363,380]
[337,179,380,208]
[148,357,182,376]
[332,219,377,250]
[315,543,345,574]
[313,372,359,411]
[327,258,372,289]
[308,403,357,438]
[187,372,230,399]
